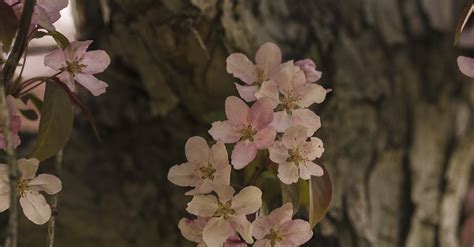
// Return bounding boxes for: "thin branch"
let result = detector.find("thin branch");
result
[47,150,63,247]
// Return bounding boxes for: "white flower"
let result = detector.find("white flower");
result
[186,185,262,247]
[0,158,62,225]
[168,136,231,195]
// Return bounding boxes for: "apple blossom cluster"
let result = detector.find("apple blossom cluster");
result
[168,43,328,246]
[0,0,110,229]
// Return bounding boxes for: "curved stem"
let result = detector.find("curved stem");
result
[47,150,63,247]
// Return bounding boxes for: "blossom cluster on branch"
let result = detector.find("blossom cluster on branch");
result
[168,43,329,247]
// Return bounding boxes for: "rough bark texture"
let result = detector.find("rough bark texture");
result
[6,0,474,246]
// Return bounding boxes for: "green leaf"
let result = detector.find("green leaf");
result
[48,31,70,49]
[280,181,300,214]
[19,109,38,121]
[0,1,19,51]
[455,0,474,46]
[27,93,44,111]
[309,165,332,228]
[30,82,74,161]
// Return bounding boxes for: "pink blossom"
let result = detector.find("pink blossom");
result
[186,185,262,246]
[295,59,322,83]
[252,203,313,247]
[256,61,326,135]
[179,217,247,247]
[226,43,282,102]
[458,56,474,78]
[462,215,474,246]
[6,0,68,31]
[269,125,324,184]
[44,40,110,96]
[168,136,231,195]
[0,95,22,150]
[0,158,62,225]
[208,96,276,169]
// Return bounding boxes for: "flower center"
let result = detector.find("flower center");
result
[198,163,216,180]
[66,60,87,74]
[240,126,257,141]
[280,91,300,114]
[287,149,304,166]
[214,201,235,220]
[255,67,266,85]
[265,228,283,246]
[16,179,30,197]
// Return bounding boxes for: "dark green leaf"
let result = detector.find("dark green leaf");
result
[455,0,474,46]
[19,109,38,121]
[0,1,19,51]
[30,82,74,161]
[48,31,70,49]
[309,165,332,228]
[31,30,48,40]
[26,93,43,111]
[280,181,300,214]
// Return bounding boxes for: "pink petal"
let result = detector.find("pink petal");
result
[19,191,51,225]
[229,215,254,244]
[235,83,258,102]
[64,40,93,61]
[203,218,233,247]
[226,53,257,85]
[295,59,322,83]
[255,43,282,77]
[458,56,474,78]
[28,174,62,195]
[269,142,289,164]
[231,141,257,169]
[248,98,274,130]
[216,185,236,203]
[254,127,276,149]
[279,219,313,245]
[281,125,309,150]
[178,217,207,243]
[81,50,111,74]
[291,109,321,136]
[277,163,299,184]
[253,239,272,247]
[17,158,39,180]
[0,193,10,213]
[213,165,232,189]
[74,73,108,96]
[209,121,241,143]
[187,194,219,217]
[167,162,200,187]
[271,111,293,133]
[299,161,323,180]
[57,71,76,92]
[225,96,249,126]
[231,186,262,215]
[185,136,211,163]
[252,216,271,240]
[255,80,280,108]
[32,5,55,31]
[297,83,326,108]
[302,137,324,160]
[267,203,294,226]
[211,141,229,167]
[44,49,66,71]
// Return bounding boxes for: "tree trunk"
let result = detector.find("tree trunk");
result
[16,0,474,246]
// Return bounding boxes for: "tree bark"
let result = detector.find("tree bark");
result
[13,0,474,246]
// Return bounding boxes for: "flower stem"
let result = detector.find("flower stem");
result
[47,150,63,247]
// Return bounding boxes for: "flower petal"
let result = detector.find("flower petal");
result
[57,71,76,92]
[178,217,207,243]
[211,141,229,168]
[18,158,39,180]
[203,218,233,247]
[268,203,294,226]
[209,121,241,143]
[28,174,62,195]
[231,186,262,215]
[252,215,270,240]
[302,137,324,160]
[0,193,10,212]
[281,125,309,150]
[81,50,111,74]
[215,185,236,203]
[253,239,272,247]
[295,59,322,83]
[254,127,276,149]
[277,163,299,184]
[187,194,219,217]
[225,96,249,126]
[44,49,66,71]
[255,80,280,108]
[226,53,257,85]
[64,40,93,61]
[167,162,200,187]
[235,83,258,102]
[185,136,211,163]
[291,109,321,136]
[297,83,326,108]
[458,56,474,78]
[255,43,282,77]
[74,73,108,96]
[231,141,257,169]
[19,191,51,225]
[271,111,292,133]
[279,219,313,245]
[299,161,323,180]
[229,215,254,244]
[269,142,289,164]
[248,97,273,130]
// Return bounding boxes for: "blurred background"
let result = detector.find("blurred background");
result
[2,0,474,246]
